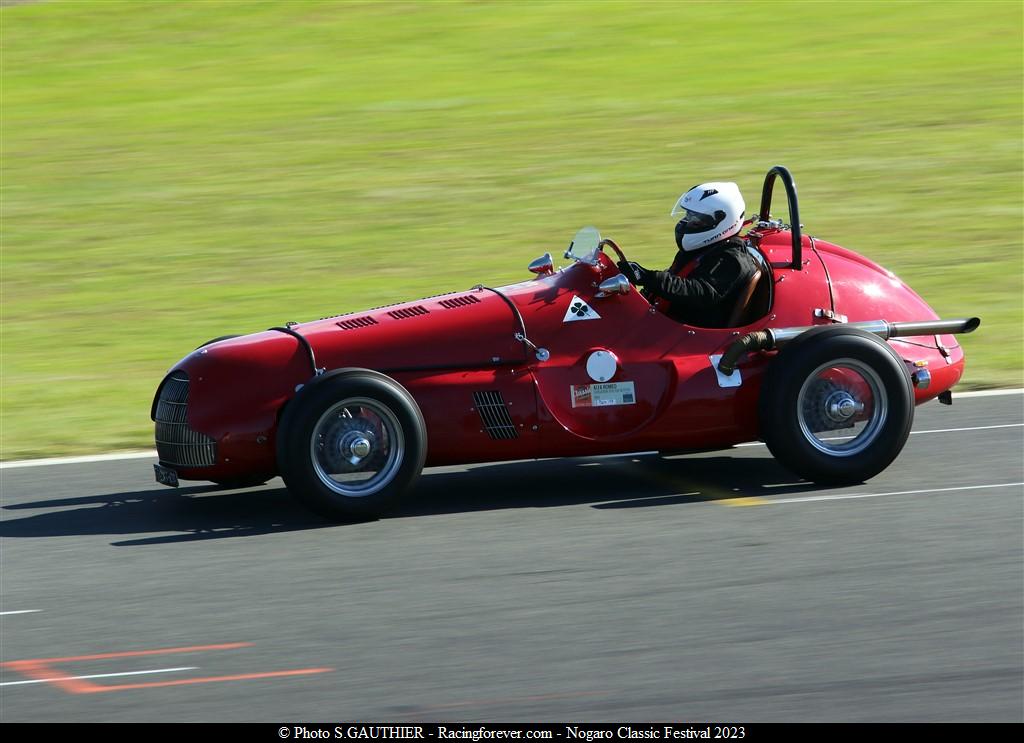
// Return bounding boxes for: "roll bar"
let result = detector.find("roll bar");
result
[758,165,802,270]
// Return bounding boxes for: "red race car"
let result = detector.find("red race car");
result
[152,166,979,519]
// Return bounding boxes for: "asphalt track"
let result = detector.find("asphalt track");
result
[1,393,1021,722]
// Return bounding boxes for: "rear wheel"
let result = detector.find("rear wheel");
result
[759,327,914,484]
[277,371,427,520]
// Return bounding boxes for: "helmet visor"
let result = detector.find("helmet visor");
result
[672,207,724,234]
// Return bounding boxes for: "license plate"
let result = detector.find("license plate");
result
[153,463,179,487]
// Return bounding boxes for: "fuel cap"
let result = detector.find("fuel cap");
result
[586,350,618,382]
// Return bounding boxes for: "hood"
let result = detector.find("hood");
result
[293,287,533,372]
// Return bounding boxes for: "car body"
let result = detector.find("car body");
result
[152,167,979,518]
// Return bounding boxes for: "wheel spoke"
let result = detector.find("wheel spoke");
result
[309,397,405,497]
[797,358,888,457]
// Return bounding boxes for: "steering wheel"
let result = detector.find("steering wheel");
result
[599,237,657,304]
[598,237,628,265]
[598,238,640,284]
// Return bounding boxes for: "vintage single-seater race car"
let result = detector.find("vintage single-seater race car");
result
[152,166,979,519]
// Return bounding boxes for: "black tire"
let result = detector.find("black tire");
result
[276,369,427,520]
[759,326,914,485]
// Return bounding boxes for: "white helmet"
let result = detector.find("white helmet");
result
[670,181,745,251]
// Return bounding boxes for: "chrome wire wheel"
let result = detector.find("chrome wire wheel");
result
[278,370,427,519]
[759,327,914,485]
[310,397,405,498]
[796,358,888,457]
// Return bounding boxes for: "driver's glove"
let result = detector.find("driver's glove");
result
[617,260,653,286]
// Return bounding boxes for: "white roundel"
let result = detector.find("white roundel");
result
[586,350,618,382]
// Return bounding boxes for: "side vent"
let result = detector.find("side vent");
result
[387,305,430,320]
[472,390,518,440]
[336,316,379,330]
[439,294,481,310]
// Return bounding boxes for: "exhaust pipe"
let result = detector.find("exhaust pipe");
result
[717,317,980,376]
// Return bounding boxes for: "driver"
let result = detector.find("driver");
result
[618,181,760,327]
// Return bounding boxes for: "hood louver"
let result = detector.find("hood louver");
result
[336,316,379,330]
[387,305,429,320]
[438,295,481,309]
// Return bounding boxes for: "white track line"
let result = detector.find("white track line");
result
[0,451,156,469]
[736,422,1024,447]
[767,482,1023,505]
[0,389,1020,470]
[0,610,40,616]
[955,388,1023,398]
[0,666,198,687]
[910,423,1023,435]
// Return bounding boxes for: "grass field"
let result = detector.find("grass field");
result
[2,0,1022,459]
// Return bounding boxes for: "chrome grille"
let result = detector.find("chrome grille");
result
[473,390,518,440]
[154,372,217,468]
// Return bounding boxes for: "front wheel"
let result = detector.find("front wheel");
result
[276,371,427,520]
[759,327,914,485]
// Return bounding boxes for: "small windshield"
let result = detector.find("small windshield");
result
[564,226,602,264]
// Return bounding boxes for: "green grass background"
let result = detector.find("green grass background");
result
[2,0,1022,459]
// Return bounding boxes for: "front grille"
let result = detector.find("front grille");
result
[154,371,217,468]
[473,390,518,440]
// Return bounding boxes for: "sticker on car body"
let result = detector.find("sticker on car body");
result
[709,354,742,388]
[562,295,600,323]
[571,381,635,408]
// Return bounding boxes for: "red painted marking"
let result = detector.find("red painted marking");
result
[0,642,252,666]
[3,660,99,694]
[1,642,330,695]
[85,667,334,693]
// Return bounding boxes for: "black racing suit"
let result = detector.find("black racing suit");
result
[628,236,761,328]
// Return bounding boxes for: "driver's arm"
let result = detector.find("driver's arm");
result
[640,252,750,312]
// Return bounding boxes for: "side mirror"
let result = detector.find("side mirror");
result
[596,274,631,297]
[528,252,554,276]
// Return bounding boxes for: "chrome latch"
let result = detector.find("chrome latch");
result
[515,332,549,362]
[814,308,848,323]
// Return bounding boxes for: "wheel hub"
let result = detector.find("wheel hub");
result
[309,395,406,500]
[339,431,374,465]
[322,416,380,471]
[824,390,863,423]
[795,358,890,459]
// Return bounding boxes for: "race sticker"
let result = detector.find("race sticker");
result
[562,295,601,323]
[708,354,742,388]
[571,381,636,408]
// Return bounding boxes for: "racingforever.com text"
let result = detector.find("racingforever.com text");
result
[281,726,744,740]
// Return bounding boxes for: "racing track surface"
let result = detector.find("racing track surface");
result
[1,393,1022,722]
